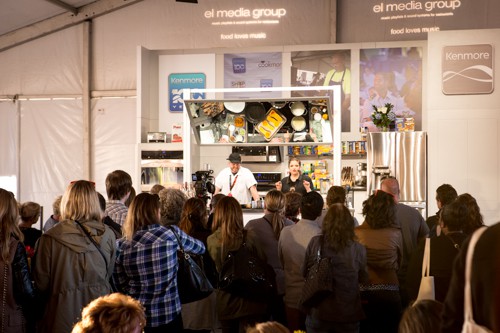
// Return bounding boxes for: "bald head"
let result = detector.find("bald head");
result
[381,177,400,202]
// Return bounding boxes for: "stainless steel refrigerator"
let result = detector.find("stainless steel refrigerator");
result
[366,131,427,217]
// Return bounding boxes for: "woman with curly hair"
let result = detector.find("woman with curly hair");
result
[207,196,270,333]
[354,190,403,333]
[246,190,294,326]
[72,293,146,333]
[456,193,484,235]
[302,204,368,333]
[158,188,188,226]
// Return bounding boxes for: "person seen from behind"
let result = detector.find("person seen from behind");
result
[72,292,146,333]
[302,203,368,333]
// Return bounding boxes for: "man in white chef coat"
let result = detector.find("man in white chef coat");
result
[214,153,260,206]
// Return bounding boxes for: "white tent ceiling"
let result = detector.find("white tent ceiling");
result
[0,0,144,52]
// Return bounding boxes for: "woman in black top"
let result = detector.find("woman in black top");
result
[275,157,314,196]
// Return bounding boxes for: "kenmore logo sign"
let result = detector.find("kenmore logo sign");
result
[168,73,206,112]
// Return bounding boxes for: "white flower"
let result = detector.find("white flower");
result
[380,107,388,114]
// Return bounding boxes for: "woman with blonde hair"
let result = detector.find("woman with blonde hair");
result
[207,196,270,333]
[113,193,205,333]
[33,180,116,333]
[72,293,146,333]
[0,188,36,333]
[246,190,293,325]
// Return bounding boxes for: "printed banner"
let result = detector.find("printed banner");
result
[223,52,283,98]
[168,73,206,112]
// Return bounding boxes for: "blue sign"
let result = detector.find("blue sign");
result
[232,57,246,74]
[168,73,206,112]
[260,79,273,88]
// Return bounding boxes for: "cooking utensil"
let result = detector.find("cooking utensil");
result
[256,108,286,141]
[272,101,287,109]
[291,116,306,131]
[290,101,306,116]
[224,101,246,113]
[245,102,266,124]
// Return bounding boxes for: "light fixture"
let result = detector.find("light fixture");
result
[176,0,198,3]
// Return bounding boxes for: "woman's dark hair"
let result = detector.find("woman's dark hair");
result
[456,193,484,235]
[326,186,346,207]
[436,184,457,206]
[440,199,467,232]
[284,191,302,222]
[362,190,396,229]
[322,203,355,252]
[179,197,207,235]
[300,191,324,220]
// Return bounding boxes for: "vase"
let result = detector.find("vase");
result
[380,126,388,132]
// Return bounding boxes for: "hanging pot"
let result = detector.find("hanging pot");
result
[245,102,266,124]
[272,101,287,109]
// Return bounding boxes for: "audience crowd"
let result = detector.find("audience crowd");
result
[0,170,498,333]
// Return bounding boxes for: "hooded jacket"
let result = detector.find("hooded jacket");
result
[33,219,116,333]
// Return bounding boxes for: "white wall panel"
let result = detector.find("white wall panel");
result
[91,97,137,197]
[427,29,500,225]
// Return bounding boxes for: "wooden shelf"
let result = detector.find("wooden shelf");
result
[342,153,366,159]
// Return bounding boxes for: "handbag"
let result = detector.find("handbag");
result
[169,227,214,304]
[299,236,334,308]
[416,238,435,301]
[461,227,492,333]
[218,235,276,301]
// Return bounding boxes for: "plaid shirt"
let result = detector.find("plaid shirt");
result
[113,224,205,327]
[105,200,128,226]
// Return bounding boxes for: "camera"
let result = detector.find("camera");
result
[192,170,215,203]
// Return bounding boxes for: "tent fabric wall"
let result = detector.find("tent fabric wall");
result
[19,99,84,214]
[0,102,19,194]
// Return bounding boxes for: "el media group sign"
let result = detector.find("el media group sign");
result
[442,44,494,95]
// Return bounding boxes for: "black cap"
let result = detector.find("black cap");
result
[227,153,241,163]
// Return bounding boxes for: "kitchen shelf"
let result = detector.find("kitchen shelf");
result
[342,153,367,159]
[287,154,333,159]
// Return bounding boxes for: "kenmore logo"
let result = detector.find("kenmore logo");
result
[232,58,246,74]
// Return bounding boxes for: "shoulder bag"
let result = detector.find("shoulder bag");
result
[218,234,276,302]
[416,237,435,301]
[299,236,334,308]
[169,226,214,304]
[461,227,492,333]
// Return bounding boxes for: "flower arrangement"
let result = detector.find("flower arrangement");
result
[371,103,396,131]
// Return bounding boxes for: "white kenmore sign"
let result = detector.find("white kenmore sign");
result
[442,44,494,95]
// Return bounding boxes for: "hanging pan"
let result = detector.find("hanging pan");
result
[245,102,266,124]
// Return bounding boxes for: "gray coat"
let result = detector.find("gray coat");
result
[33,219,116,333]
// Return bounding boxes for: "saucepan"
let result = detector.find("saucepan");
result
[290,101,307,116]
[291,116,307,131]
